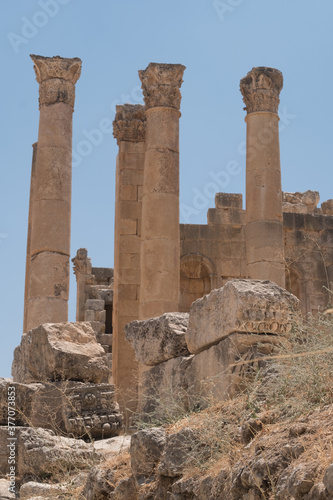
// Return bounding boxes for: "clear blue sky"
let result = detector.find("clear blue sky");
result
[1,0,332,377]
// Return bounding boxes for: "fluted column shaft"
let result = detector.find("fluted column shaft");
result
[25,55,81,331]
[240,67,285,288]
[139,63,185,319]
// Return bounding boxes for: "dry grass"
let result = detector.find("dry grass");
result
[146,312,333,477]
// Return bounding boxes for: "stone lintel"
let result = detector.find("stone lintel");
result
[31,54,82,108]
[113,104,146,144]
[139,62,186,110]
[240,66,283,115]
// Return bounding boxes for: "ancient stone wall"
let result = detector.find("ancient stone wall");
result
[180,191,333,315]
[72,249,113,370]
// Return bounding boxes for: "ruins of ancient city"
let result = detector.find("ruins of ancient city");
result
[1,54,333,499]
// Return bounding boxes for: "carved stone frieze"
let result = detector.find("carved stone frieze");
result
[139,63,186,110]
[112,104,146,143]
[63,383,122,439]
[240,66,283,114]
[31,54,82,108]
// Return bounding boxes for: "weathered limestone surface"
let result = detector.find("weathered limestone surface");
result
[0,479,15,499]
[125,312,190,366]
[130,427,166,476]
[19,481,66,499]
[283,190,320,214]
[185,279,300,354]
[112,104,146,414]
[23,142,38,334]
[158,428,199,477]
[138,333,282,418]
[139,355,193,420]
[139,63,185,320]
[240,67,285,288]
[186,332,282,405]
[322,199,333,215]
[25,55,81,331]
[0,426,99,479]
[12,322,109,384]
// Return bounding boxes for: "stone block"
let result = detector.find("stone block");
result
[118,299,139,316]
[29,251,69,298]
[88,321,105,335]
[141,193,179,240]
[119,234,141,254]
[130,427,166,476]
[185,279,300,354]
[120,185,138,201]
[19,481,65,499]
[322,199,333,215]
[283,202,307,214]
[96,310,106,323]
[207,207,244,226]
[0,479,15,499]
[215,193,243,209]
[85,309,96,321]
[12,322,109,384]
[180,224,201,240]
[119,200,142,220]
[118,268,141,285]
[119,252,140,270]
[120,169,144,187]
[119,219,137,234]
[186,333,281,406]
[98,288,113,305]
[86,299,105,311]
[92,267,114,283]
[139,356,193,420]
[125,312,190,366]
[97,333,113,346]
[0,426,100,479]
[117,284,138,301]
[145,107,179,151]
[142,149,179,196]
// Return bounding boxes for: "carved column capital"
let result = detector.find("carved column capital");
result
[31,54,82,109]
[72,248,92,280]
[240,67,283,115]
[139,63,186,110]
[113,104,146,144]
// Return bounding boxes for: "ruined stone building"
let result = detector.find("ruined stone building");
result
[22,56,333,409]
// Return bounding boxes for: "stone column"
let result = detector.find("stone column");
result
[25,55,82,331]
[138,63,185,319]
[72,248,93,322]
[240,67,285,288]
[23,142,38,333]
[112,104,146,412]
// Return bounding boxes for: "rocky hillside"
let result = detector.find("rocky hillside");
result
[1,312,333,499]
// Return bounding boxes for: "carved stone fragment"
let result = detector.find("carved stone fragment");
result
[185,279,300,354]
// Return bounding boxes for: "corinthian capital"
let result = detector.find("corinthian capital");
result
[113,104,146,144]
[31,54,82,109]
[240,67,283,115]
[139,63,186,110]
[72,248,92,280]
